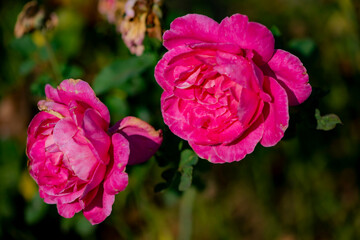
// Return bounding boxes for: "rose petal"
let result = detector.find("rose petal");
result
[37,164,68,188]
[37,100,70,118]
[81,163,107,201]
[218,14,275,64]
[173,87,196,100]
[104,170,128,195]
[110,116,162,165]
[189,120,244,146]
[56,79,110,124]
[27,112,57,155]
[40,187,85,205]
[104,133,129,195]
[174,67,201,89]
[53,118,98,180]
[213,116,264,162]
[52,118,77,145]
[163,14,219,50]
[237,88,264,128]
[83,185,115,225]
[267,49,311,105]
[260,77,289,147]
[189,115,264,163]
[57,201,82,218]
[82,108,111,165]
[27,112,56,137]
[28,138,46,179]
[45,84,62,103]
[161,92,194,140]
[214,54,262,91]
[155,45,202,92]
[189,42,243,55]
[67,100,87,127]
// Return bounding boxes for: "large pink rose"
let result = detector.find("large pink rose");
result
[26,79,162,224]
[155,14,311,163]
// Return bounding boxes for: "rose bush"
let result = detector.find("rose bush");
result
[155,14,312,163]
[26,79,162,224]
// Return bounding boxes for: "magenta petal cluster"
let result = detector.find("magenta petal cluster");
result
[26,79,162,224]
[155,14,311,163]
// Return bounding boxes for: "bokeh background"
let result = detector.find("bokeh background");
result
[1,0,359,239]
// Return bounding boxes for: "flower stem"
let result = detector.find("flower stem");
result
[42,30,62,83]
[178,187,196,240]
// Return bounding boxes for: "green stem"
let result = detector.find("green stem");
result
[42,30,62,83]
[178,187,196,240]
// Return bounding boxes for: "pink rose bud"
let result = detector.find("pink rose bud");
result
[155,14,312,163]
[26,79,162,224]
[109,116,163,165]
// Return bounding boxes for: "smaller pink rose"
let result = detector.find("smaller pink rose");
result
[26,79,162,224]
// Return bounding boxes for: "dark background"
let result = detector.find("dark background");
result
[0,0,359,239]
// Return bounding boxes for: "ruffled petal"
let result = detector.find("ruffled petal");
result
[218,14,275,64]
[267,49,311,105]
[83,185,115,225]
[189,42,243,55]
[67,100,87,127]
[155,45,199,92]
[37,100,70,119]
[104,133,129,195]
[57,201,82,218]
[214,53,263,91]
[163,14,219,50]
[40,186,85,205]
[56,79,110,124]
[28,138,46,179]
[27,112,57,155]
[82,108,111,165]
[237,88,264,128]
[161,92,194,140]
[213,115,264,162]
[260,77,289,147]
[189,120,244,146]
[45,84,62,103]
[53,118,98,180]
[81,163,107,201]
[190,115,264,163]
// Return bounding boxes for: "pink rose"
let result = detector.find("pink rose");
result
[155,14,311,163]
[26,79,162,224]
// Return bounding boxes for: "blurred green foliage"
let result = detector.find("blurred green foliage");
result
[0,0,359,239]
[315,109,342,131]
[178,149,199,191]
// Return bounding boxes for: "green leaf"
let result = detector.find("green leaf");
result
[92,54,155,95]
[178,149,198,191]
[315,109,342,131]
[179,166,194,191]
[179,149,198,170]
